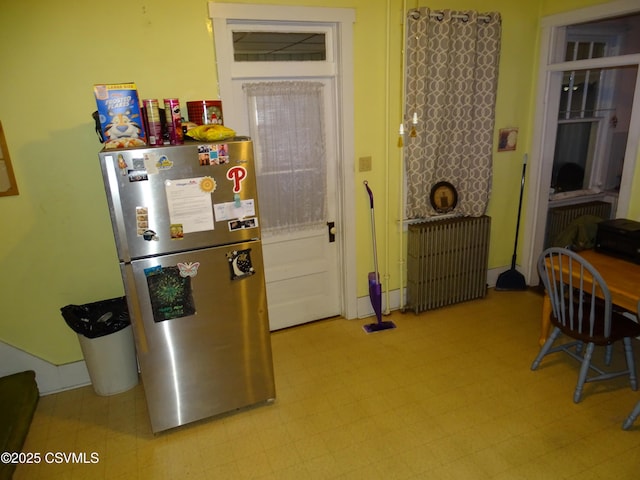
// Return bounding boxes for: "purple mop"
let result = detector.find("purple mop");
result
[363,181,396,333]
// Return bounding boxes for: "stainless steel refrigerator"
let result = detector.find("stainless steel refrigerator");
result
[99,138,275,433]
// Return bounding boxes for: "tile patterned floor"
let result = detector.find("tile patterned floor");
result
[13,289,640,479]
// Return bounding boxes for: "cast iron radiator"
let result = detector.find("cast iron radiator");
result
[545,201,612,247]
[406,215,491,313]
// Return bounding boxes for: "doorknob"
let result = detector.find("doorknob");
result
[327,222,336,242]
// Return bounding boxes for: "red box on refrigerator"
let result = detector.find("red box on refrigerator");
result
[187,100,224,125]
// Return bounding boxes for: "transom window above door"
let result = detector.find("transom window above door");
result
[232,31,326,61]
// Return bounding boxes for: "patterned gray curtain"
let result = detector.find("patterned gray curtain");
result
[404,8,501,218]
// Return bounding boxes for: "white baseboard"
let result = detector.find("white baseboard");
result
[0,341,90,395]
[356,287,402,319]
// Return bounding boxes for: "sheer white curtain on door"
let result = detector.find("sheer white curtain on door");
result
[404,8,501,218]
[243,81,327,236]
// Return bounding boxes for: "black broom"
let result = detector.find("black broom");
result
[495,154,528,291]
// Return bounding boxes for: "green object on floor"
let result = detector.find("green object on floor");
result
[0,370,39,480]
[550,214,603,251]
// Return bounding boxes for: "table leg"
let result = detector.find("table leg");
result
[540,294,551,346]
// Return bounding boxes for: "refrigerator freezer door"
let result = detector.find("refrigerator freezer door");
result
[100,140,261,262]
[123,240,275,433]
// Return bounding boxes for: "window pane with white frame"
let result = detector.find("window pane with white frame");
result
[551,18,639,197]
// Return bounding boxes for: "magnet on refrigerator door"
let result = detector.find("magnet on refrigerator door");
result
[177,262,200,278]
[143,152,159,175]
[117,154,128,175]
[227,166,247,193]
[227,249,255,280]
[197,144,230,166]
[170,224,184,239]
[118,157,147,181]
[228,217,258,232]
[146,265,196,322]
[217,144,229,163]
[199,176,216,193]
[213,198,255,222]
[136,206,149,235]
[128,169,148,182]
[156,155,173,170]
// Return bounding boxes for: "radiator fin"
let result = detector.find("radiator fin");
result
[545,201,612,247]
[406,216,491,313]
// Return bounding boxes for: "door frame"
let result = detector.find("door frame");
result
[209,3,358,319]
[522,0,640,284]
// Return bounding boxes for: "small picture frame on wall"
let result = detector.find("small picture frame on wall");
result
[0,121,19,196]
[498,127,518,152]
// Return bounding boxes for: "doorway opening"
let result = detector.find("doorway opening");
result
[524,1,640,282]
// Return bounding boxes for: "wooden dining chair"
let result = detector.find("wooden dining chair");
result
[531,247,640,403]
[623,397,640,430]
[622,300,640,430]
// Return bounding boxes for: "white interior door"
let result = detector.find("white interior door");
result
[210,4,355,329]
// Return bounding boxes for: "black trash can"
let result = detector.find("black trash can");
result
[61,297,138,396]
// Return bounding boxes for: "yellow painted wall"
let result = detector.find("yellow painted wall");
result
[0,0,617,364]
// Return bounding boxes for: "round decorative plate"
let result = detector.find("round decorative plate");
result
[429,181,458,214]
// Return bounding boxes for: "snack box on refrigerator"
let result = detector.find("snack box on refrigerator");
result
[94,83,147,149]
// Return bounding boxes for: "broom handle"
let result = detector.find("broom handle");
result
[511,154,527,269]
[364,181,380,279]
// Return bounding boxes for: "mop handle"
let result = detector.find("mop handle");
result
[364,181,380,278]
[364,180,374,209]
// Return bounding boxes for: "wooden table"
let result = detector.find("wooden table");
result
[539,249,640,346]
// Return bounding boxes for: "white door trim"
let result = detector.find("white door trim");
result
[522,0,640,284]
[209,3,358,320]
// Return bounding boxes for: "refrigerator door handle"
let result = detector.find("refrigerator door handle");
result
[104,154,131,262]
[122,263,149,354]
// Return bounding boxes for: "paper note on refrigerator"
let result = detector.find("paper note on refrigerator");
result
[165,178,214,233]
[213,198,256,222]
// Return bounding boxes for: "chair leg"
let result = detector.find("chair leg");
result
[574,342,595,403]
[605,344,613,366]
[531,327,561,370]
[623,400,640,430]
[623,337,638,391]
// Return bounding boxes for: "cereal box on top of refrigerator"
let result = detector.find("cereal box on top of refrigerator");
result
[94,83,147,149]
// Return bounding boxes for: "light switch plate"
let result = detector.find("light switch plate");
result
[359,156,372,172]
